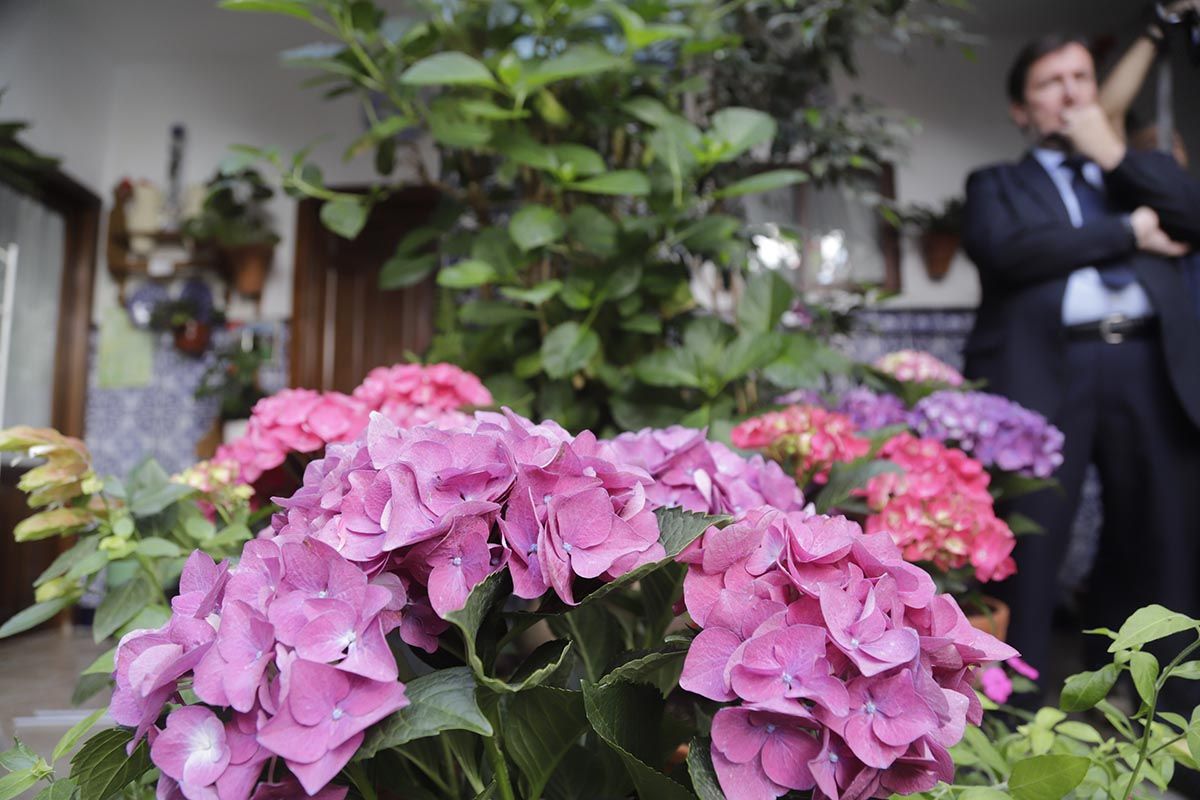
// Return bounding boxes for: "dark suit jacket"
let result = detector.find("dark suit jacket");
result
[961,149,1200,430]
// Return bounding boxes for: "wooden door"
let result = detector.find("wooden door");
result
[291,187,439,392]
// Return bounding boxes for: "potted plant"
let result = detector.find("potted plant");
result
[147,282,224,356]
[183,167,279,297]
[195,329,271,443]
[915,197,964,281]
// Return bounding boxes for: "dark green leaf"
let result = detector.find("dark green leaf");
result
[53,708,107,763]
[633,349,699,389]
[92,575,155,642]
[582,680,693,800]
[523,45,626,90]
[442,571,514,692]
[709,108,776,163]
[505,687,588,799]
[1060,664,1120,712]
[438,259,497,289]
[677,215,741,254]
[763,333,852,389]
[568,171,651,196]
[721,332,784,383]
[81,647,115,676]
[459,301,536,326]
[737,270,794,336]
[551,144,605,178]
[71,728,152,800]
[509,639,574,690]
[1007,754,1089,800]
[358,667,493,759]
[548,602,627,683]
[509,205,566,252]
[380,253,437,290]
[599,641,688,692]
[33,779,77,800]
[401,53,498,88]
[686,738,725,800]
[814,458,902,514]
[712,169,807,199]
[1109,605,1200,652]
[0,597,71,639]
[319,197,368,239]
[35,537,100,587]
[567,206,618,257]
[541,323,599,379]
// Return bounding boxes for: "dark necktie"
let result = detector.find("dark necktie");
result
[1065,157,1136,290]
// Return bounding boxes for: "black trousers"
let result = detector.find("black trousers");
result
[993,335,1200,683]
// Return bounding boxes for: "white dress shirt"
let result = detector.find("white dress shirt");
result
[1032,148,1153,325]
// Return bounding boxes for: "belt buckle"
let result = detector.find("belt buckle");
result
[1099,313,1127,344]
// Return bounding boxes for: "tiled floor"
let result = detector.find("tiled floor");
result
[0,625,110,797]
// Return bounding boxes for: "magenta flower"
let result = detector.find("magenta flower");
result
[821,671,940,768]
[192,600,275,712]
[249,780,347,800]
[407,515,498,617]
[256,660,407,795]
[819,574,920,677]
[150,706,230,799]
[980,666,1013,704]
[171,550,229,620]
[728,624,849,715]
[710,706,821,799]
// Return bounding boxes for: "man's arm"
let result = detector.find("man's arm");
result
[1105,150,1200,245]
[962,167,1135,291]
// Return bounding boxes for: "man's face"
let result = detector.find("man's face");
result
[1010,43,1097,142]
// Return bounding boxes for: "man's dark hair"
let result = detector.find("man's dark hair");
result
[1006,34,1092,104]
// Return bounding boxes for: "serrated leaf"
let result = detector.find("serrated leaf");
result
[319,197,368,240]
[92,575,155,642]
[53,708,107,763]
[1060,664,1119,712]
[442,571,512,692]
[687,738,725,800]
[509,639,573,690]
[712,169,807,199]
[505,687,588,799]
[582,680,693,800]
[70,728,151,800]
[401,52,498,88]
[1008,754,1089,800]
[358,667,493,759]
[0,597,71,639]
[1109,605,1200,652]
[599,641,687,693]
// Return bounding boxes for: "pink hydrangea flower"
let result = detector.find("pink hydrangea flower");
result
[353,362,492,412]
[874,350,964,387]
[731,406,870,485]
[150,706,231,799]
[979,666,1013,704]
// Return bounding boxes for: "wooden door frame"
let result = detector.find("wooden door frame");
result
[5,169,102,438]
[290,185,439,389]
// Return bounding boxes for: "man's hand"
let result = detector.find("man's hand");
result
[1062,104,1127,170]
[1131,206,1192,257]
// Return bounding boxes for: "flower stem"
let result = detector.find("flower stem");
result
[1122,636,1200,799]
[484,735,515,800]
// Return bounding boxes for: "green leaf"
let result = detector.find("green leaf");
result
[1188,707,1200,764]
[960,789,1011,800]
[380,253,438,290]
[15,507,93,541]
[0,740,39,772]
[0,597,71,638]
[599,641,687,693]
[1060,664,1119,712]
[71,728,152,800]
[459,301,536,326]
[442,571,511,692]
[709,108,776,163]
[523,45,626,90]
[401,52,498,88]
[0,771,39,800]
[1130,650,1161,707]
[35,537,100,586]
[1007,754,1089,800]
[1171,660,1200,680]
[1054,721,1102,743]
[677,215,741,254]
[567,206,617,257]
[492,130,557,171]
[550,144,605,178]
[814,458,902,514]
[509,205,566,252]
[320,196,368,240]
[505,687,588,799]
[134,537,183,558]
[438,259,497,289]
[500,280,563,306]
[547,603,626,685]
[81,647,116,676]
[509,639,574,690]
[429,99,492,148]
[686,738,725,800]
[460,99,529,121]
[582,680,693,800]
[92,575,155,642]
[358,667,493,759]
[541,322,599,379]
[763,333,853,389]
[33,779,77,800]
[712,169,807,199]
[567,171,651,196]
[633,349,700,389]
[53,708,107,763]
[721,332,784,383]
[1109,605,1200,652]
[737,269,794,336]
[218,0,313,19]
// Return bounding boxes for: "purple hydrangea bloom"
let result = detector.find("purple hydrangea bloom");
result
[832,388,911,433]
[911,390,1065,478]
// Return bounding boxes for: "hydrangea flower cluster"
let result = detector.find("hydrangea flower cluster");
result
[113,408,667,797]
[862,433,1016,583]
[910,391,1065,479]
[111,544,407,799]
[874,350,964,387]
[217,364,492,489]
[678,508,1016,800]
[731,406,871,485]
[832,387,911,433]
[605,426,808,516]
[352,362,492,430]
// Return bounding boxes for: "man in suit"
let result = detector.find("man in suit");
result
[962,35,1200,683]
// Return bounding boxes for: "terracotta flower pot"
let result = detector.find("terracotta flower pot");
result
[965,595,1010,641]
[920,230,960,282]
[224,242,275,297]
[173,319,212,356]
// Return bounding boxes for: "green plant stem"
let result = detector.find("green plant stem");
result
[1149,732,1188,757]
[346,762,379,800]
[484,735,515,800]
[133,552,169,607]
[1122,636,1200,799]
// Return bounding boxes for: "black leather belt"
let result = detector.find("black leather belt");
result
[1065,314,1157,344]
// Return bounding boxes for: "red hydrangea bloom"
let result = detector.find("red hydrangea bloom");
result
[862,433,1017,583]
[873,350,964,387]
[678,508,1015,800]
[731,406,870,485]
